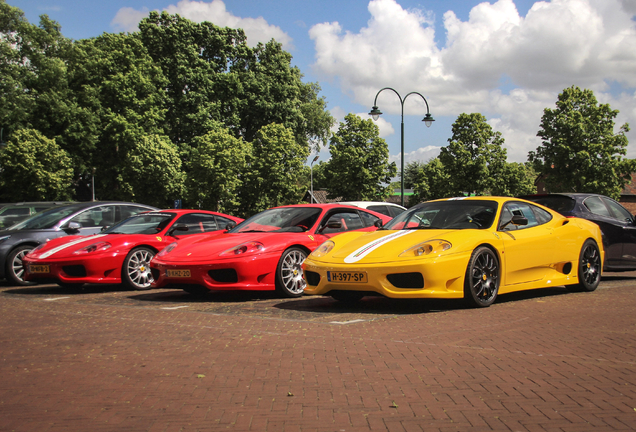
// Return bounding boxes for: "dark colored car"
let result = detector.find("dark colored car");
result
[520,193,636,271]
[0,201,158,285]
[0,201,74,229]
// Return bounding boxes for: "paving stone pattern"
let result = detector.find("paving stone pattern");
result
[1,281,636,431]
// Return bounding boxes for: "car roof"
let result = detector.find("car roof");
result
[338,201,407,209]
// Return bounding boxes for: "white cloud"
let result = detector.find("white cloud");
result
[111,0,292,49]
[310,0,636,162]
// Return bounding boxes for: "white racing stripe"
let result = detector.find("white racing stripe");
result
[39,234,108,259]
[344,230,415,263]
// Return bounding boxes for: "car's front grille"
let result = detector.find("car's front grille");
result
[208,268,238,283]
[387,272,424,289]
[304,271,320,286]
[62,265,86,277]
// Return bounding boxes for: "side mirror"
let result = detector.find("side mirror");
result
[374,219,384,228]
[167,223,189,236]
[511,215,528,226]
[63,221,82,233]
[225,222,237,231]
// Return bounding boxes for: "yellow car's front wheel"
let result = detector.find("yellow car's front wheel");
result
[464,246,500,308]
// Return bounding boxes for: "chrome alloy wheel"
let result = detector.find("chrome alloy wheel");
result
[277,248,308,297]
[124,248,155,289]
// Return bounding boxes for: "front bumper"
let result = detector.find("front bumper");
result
[23,254,125,285]
[302,252,470,299]
[150,252,281,291]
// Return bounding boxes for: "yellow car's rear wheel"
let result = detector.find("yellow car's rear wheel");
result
[464,246,500,308]
[566,239,601,292]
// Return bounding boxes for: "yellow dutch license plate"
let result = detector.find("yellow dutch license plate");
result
[327,271,367,283]
[167,269,191,278]
[29,264,50,274]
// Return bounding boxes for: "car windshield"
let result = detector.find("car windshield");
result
[230,207,322,233]
[8,206,79,230]
[103,213,174,234]
[384,200,498,230]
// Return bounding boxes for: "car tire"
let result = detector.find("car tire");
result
[122,247,155,290]
[6,245,35,286]
[464,246,500,308]
[330,291,364,303]
[566,239,601,292]
[275,247,307,298]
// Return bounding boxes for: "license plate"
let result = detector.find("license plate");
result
[167,269,191,278]
[327,271,367,283]
[29,264,50,274]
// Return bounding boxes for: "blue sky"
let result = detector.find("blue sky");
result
[9,0,636,167]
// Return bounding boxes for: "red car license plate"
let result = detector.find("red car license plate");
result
[29,264,50,274]
[327,271,367,283]
[167,269,191,278]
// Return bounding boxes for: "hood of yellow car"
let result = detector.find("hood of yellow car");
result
[328,229,460,264]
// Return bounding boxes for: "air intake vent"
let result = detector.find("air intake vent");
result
[387,272,424,289]
[304,271,320,286]
[63,265,86,277]
[209,268,238,283]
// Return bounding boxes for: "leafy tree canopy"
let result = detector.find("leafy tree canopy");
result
[0,129,73,201]
[529,86,634,200]
[410,158,451,206]
[439,113,507,196]
[325,114,397,201]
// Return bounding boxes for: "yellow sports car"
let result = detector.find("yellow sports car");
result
[302,197,604,307]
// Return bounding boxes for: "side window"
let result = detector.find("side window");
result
[388,206,405,217]
[499,202,539,231]
[530,204,553,224]
[119,205,151,222]
[215,216,235,230]
[70,206,115,228]
[583,196,611,217]
[603,198,633,223]
[174,213,219,235]
[320,211,364,234]
[359,210,381,227]
[367,205,390,216]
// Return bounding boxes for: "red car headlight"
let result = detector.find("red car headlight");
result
[220,241,264,256]
[73,241,112,255]
[157,242,178,257]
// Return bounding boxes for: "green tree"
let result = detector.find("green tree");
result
[325,114,397,201]
[529,86,633,200]
[66,32,169,201]
[491,162,537,197]
[239,123,309,217]
[138,12,333,154]
[410,158,451,205]
[185,127,248,213]
[0,129,73,201]
[439,113,507,196]
[403,161,424,189]
[0,1,73,144]
[116,134,185,208]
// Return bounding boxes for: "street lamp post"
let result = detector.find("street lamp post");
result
[369,88,434,207]
[310,155,320,203]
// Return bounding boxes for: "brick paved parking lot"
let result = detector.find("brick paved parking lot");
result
[1,274,636,432]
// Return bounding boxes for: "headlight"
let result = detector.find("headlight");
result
[399,240,451,257]
[73,241,112,255]
[220,241,264,256]
[310,240,335,258]
[157,242,178,257]
[0,235,10,242]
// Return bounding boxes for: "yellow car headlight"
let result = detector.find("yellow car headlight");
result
[399,240,451,257]
[310,240,335,258]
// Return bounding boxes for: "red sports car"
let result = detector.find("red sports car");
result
[22,209,243,290]
[149,204,392,297]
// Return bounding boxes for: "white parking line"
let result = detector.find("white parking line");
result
[329,319,366,325]
[44,297,70,301]
[161,305,190,310]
